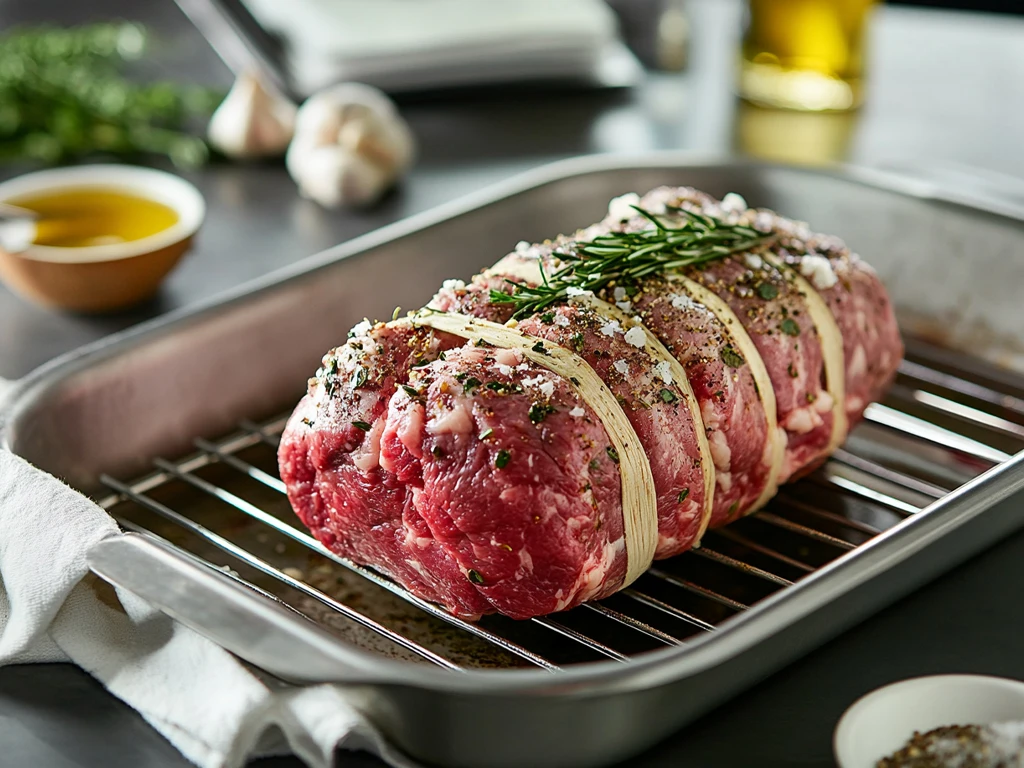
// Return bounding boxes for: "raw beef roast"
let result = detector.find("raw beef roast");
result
[279,186,903,619]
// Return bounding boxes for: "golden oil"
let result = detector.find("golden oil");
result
[9,188,178,249]
[740,0,876,112]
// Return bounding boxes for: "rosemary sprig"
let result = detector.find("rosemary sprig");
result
[0,23,222,167]
[490,205,773,319]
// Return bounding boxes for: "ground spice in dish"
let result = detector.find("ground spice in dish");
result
[877,723,1024,767]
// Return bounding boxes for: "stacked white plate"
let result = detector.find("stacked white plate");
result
[241,0,641,93]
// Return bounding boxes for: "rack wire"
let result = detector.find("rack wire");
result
[98,342,1024,671]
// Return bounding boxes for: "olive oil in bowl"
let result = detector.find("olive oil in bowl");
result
[9,188,180,248]
[0,164,205,312]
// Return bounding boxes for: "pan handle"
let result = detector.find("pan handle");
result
[88,532,397,685]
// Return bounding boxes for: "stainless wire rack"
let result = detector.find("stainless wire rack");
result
[96,339,1024,671]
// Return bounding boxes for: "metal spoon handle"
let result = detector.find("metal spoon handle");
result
[0,202,39,222]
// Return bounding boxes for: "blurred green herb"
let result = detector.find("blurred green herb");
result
[0,23,223,167]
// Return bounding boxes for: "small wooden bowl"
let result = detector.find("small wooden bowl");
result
[0,165,205,313]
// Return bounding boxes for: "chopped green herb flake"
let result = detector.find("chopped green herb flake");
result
[431,445,445,458]
[479,428,494,440]
[569,376,581,386]
[659,388,679,404]
[463,376,482,394]
[529,402,556,424]
[720,345,746,368]
[352,420,371,431]
[589,459,600,471]
[570,332,584,352]
[495,449,511,469]
[728,501,739,517]
[606,446,620,464]
[486,381,520,395]
[788,362,799,378]
[677,488,690,503]
[540,312,555,324]
[351,367,367,388]
[475,338,493,348]
[300,417,314,427]
[756,282,779,300]
[531,340,548,355]
[402,385,420,398]
[467,569,485,584]
[780,318,801,337]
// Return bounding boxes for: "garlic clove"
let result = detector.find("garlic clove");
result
[338,107,415,173]
[286,82,415,208]
[286,143,393,208]
[208,72,297,159]
[294,83,400,138]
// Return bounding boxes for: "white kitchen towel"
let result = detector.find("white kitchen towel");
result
[0,448,419,768]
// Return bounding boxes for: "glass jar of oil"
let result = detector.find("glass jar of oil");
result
[739,0,876,112]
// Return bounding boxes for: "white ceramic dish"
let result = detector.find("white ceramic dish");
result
[834,674,1024,768]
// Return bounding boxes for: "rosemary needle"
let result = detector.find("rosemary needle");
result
[490,205,773,319]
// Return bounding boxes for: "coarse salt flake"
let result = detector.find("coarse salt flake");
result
[616,301,632,312]
[599,319,623,337]
[608,192,641,221]
[495,364,513,376]
[523,375,545,388]
[441,278,466,291]
[613,286,627,302]
[645,197,668,214]
[566,287,593,298]
[744,253,763,270]
[721,192,748,212]
[613,360,630,376]
[350,319,372,337]
[514,240,531,254]
[669,293,695,310]
[623,326,646,348]
[553,314,571,327]
[538,381,555,398]
[569,407,586,418]
[799,254,838,290]
[654,360,673,385]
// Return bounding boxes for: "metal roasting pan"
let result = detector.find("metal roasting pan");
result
[3,154,1024,768]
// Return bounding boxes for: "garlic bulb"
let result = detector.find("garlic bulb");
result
[286,83,415,208]
[207,72,297,159]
